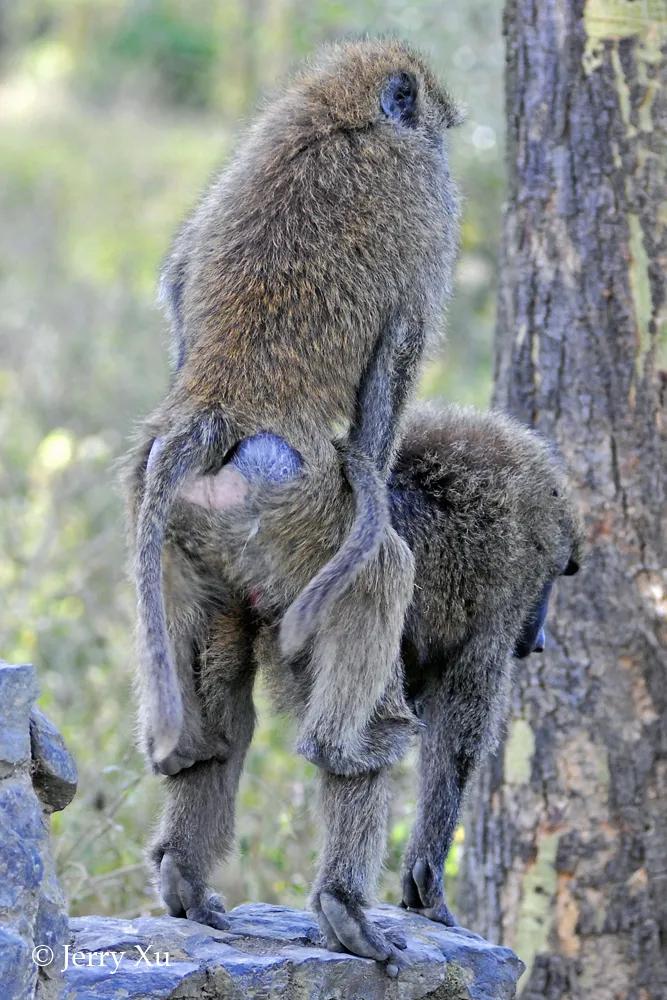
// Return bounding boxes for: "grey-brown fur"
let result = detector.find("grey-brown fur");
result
[124,39,461,773]
[139,403,582,969]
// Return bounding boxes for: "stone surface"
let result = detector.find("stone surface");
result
[62,903,524,999]
[30,707,79,812]
[0,926,34,999]
[0,661,39,772]
[0,660,75,1000]
[0,778,45,907]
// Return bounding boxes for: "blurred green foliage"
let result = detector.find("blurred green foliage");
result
[0,0,496,917]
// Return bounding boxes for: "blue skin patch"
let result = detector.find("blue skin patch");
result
[230,433,303,484]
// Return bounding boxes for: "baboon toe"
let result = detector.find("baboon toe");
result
[385,926,408,950]
[185,905,230,931]
[159,854,229,930]
[316,890,409,977]
[423,901,457,926]
[206,892,227,913]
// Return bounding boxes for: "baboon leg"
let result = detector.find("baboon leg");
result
[150,607,257,927]
[297,524,416,774]
[311,768,408,978]
[401,641,509,925]
[137,548,230,777]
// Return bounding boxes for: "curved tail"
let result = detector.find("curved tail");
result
[279,451,389,659]
[135,413,224,763]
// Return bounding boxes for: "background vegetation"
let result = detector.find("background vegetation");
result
[0,0,503,917]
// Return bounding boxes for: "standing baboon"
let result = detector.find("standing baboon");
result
[147,404,582,967]
[125,39,461,777]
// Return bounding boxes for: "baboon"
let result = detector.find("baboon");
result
[125,39,461,776]
[143,403,582,967]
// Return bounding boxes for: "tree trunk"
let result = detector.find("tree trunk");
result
[459,3,667,999]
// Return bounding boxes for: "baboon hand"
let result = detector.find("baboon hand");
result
[297,712,418,776]
[147,732,230,777]
[314,889,409,978]
[400,858,457,927]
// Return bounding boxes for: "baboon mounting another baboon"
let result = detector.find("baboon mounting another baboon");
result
[125,400,581,972]
[125,38,461,780]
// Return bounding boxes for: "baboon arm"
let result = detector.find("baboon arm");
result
[401,646,508,925]
[400,684,468,926]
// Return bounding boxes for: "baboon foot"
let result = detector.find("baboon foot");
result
[149,733,230,777]
[159,853,230,930]
[314,889,408,978]
[297,715,418,776]
[400,858,457,927]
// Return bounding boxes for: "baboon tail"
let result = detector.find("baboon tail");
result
[279,451,388,659]
[136,411,226,762]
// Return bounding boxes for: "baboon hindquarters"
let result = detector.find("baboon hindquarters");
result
[125,423,416,777]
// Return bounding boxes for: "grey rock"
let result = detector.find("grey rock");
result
[0,779,45,908]
[0,662,39,773]
[30,708,78,812]
[0,662,74,1000]
[0,926,35,1000]
[35,893,70,976]
[64,904,524,999]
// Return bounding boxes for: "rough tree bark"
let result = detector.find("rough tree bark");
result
[459,3,666,999]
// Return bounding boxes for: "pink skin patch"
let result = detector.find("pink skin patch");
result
[175,458,265,605]
[248,588,263,609]
[180,465,250,510]
[147,438,250,510]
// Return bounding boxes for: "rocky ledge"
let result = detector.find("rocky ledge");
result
[62,902,523,1000]
[0,660,523,1000]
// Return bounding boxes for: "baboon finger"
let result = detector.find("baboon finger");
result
[403,860,456,926]
[412,858,435,908]
[154,751,196,776]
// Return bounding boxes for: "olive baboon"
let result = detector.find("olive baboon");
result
[142,404,582,968]
[125,39,461,776]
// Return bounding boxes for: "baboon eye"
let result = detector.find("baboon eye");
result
[380,72,418,127]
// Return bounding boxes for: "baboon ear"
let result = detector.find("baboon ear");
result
[380,72,418,126]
